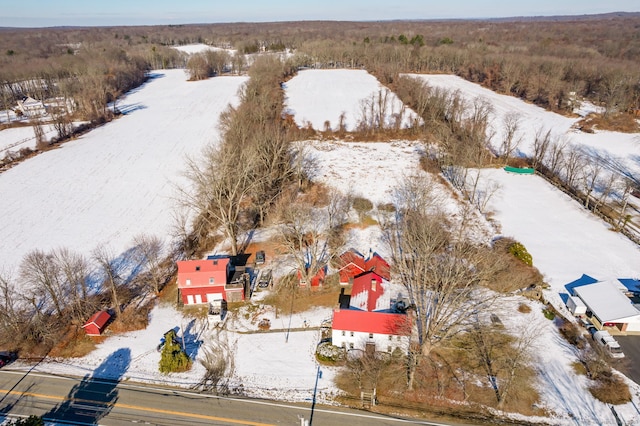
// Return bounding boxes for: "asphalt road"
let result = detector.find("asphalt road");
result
[0,369,471,426]
[614,335,640,384]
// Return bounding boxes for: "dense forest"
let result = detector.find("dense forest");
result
[1,13,639,125]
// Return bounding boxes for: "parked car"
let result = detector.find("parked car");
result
[255,250,266,265]
[593,330,625,358]
[258,269,272,288]
[0,351,17,367]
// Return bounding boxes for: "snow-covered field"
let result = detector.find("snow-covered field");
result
[1,124,60,154]
[410,74,640,176]
[482,169,640,290]
[4,68,640,425]
[172,43,236,55]
[0,70,247,273]
[285,69,419,131]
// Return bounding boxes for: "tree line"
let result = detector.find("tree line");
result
[0,234,172,355]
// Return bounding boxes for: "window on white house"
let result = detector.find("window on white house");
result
[368,333,373,339]
[349,343,354,349]
[350,331,354,337]
[342,342,346,348]
[397,335,401,341]
[341,331,346,336]
[387,346,392,352]
[388,335,392,341]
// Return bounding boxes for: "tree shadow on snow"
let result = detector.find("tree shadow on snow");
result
[43,347,131,425]
[182,319,203,361]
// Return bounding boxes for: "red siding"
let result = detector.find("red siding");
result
[177,258,233,305]
[82,311,111,336]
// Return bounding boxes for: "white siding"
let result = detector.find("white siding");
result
[331,329,409,354]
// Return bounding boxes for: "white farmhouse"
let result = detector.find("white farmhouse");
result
[331,271,410,354]
[16,96,47,118]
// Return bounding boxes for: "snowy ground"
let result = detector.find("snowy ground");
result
[3,68,640,424]
[0,123,72,155]
[409,74,640,177]
[285,69,419,131]
[172,43,237,55]
[0,70,247,273]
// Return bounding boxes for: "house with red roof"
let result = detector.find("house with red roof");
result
[82,310,111,336]
[177,256,247,305]
[337,248,390,285]
[331,270,410,354]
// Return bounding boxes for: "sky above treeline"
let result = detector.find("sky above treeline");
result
[1,0,638,27]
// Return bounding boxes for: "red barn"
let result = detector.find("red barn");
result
[177,256,247,305]
[338,249,390,285]
[82,311,111,336]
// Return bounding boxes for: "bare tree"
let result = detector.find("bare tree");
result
[92,245,122,314]
[0,270,25,340]
[580,158,603,210]
[544,137,568,177]
[562,145,586,189]
[181,143,258,256]
[615,178,634,231]
[198,332,235,394]
[20,249,65,317]
[53,248,92,324]
[133,233,168,295]
[384,178,499,389]
[467,320,539,408]
[531,127,552,170]
[500,111,522,161]
[276,199,334,287]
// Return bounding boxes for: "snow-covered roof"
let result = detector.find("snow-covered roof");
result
[574,280,640,323]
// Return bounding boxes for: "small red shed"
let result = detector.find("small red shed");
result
[82,311,111,336]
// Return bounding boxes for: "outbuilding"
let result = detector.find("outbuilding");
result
[82,310,112,336]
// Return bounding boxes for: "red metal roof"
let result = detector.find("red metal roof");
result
[365,253,390,281]
[339,250,366,271]
[82,310,111,330]
[350,271,385,311]
[332,309,410,335]
[177,258,229,289]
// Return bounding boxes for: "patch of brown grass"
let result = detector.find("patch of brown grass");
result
[48,327,97,358]
[158,277,179,305]
[558,320,586,349]
[359,214,378,227]
[263,274,341,314]
[109,299,154,333]
[243,238,282,264]
[589,374,632,405]
[577,113,640,133]
[517,303,532,313]
[572,361,588,376]
[419,155,441,174]
[299,182,330,206]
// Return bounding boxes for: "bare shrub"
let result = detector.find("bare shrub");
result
[517,303,531,314]
[588,374,632,405]
[352,196,373,215]
[558,320,585,349]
